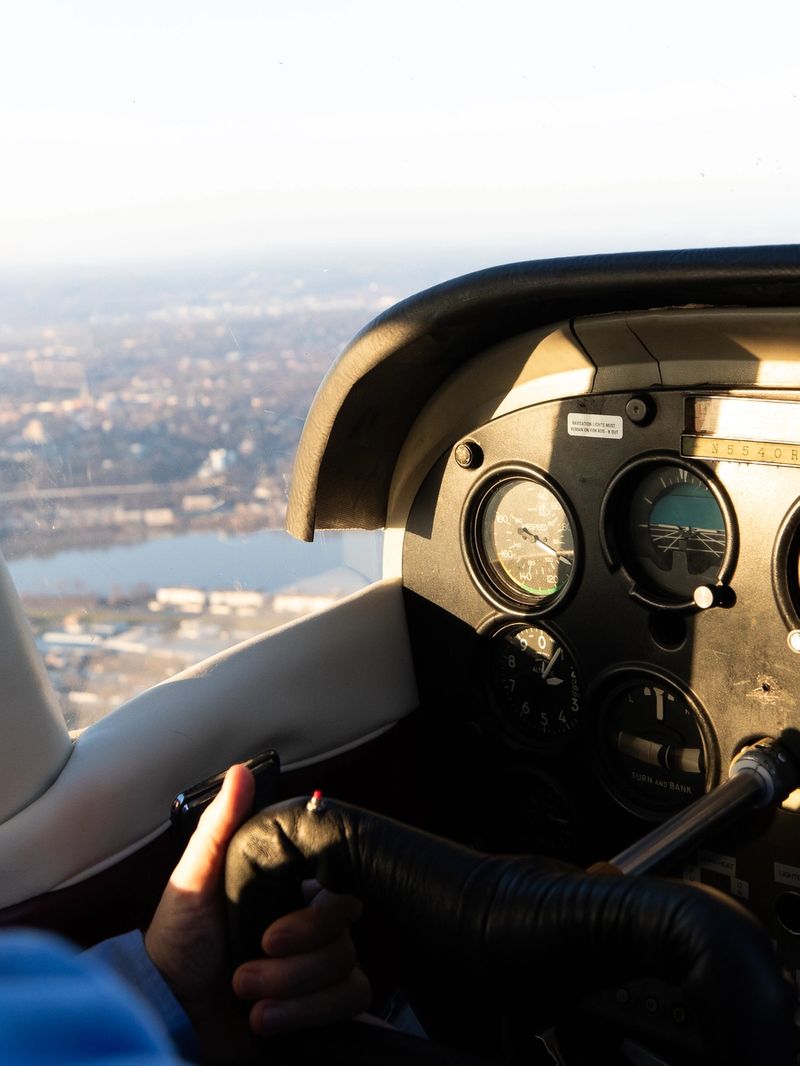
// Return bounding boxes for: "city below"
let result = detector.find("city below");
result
[0,255,409,728]
[29,561,371,731]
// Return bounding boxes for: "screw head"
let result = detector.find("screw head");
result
[454,441,483,469]
[625,395,655,426]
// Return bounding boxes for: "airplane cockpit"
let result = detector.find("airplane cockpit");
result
[4,245,800,1064]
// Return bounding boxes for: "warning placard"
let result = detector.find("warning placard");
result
[567,413,623,439]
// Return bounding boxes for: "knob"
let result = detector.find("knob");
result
[693,584,735,610]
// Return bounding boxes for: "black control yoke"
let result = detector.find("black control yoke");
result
[225,784,795,1065]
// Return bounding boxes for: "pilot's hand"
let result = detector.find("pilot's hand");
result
[233,882,370,1035]
[144,764,369,1058]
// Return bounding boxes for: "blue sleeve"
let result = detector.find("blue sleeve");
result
[85,930,197,1059]
[0,929,190,1065]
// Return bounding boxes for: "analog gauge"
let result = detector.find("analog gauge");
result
[474,474,577,608]
[772,500,800,630]
[598,676,715,817]
[604,459,733,605]
[489,623,580,741]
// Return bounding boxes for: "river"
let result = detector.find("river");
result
[6,528,384,598]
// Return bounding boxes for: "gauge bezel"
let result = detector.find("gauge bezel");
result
[772,497,800,631]
[480,617,582,748]
[464,464,580,614]
[600,452,737,611]
[590,665,719,822]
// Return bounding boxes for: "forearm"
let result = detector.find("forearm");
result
[86,929,198,1060]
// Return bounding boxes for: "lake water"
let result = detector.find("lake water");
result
[7,528,384,597]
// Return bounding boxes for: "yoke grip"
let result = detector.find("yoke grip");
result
[224,796,794,1066]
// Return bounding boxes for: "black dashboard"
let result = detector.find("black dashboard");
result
[285,249,800,1056]
[400,311,800,993]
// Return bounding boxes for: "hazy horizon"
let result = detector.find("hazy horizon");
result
[3,1,799,270]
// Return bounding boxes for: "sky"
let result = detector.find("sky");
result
[2,0,800,269]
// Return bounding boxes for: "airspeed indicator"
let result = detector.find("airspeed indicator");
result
[472,473,577,609]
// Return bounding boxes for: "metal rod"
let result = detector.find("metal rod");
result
[610,771,764,877]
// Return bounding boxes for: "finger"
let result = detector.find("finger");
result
[168,764,255,895]
[250,968,372,1036]
[233,933,357,1001]
[261,891,363,956]
[301,878,322,904]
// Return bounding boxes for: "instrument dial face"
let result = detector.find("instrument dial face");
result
[490,623,581,741]
[624,463,728,600]
[478,476,576,606]
[598,677,712,816]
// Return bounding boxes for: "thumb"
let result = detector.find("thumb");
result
[169,763,256,896]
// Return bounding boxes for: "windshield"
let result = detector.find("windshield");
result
[1,0,797,728]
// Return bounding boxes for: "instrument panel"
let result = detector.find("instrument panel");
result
[396,305,800,999]
[287,272,800,1054]
[403,384,800,848]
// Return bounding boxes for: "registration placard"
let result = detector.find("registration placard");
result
[682,434,800,468]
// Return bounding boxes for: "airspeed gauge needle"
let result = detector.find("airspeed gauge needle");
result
[518,528,573,566]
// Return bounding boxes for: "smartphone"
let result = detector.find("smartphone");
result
[170,748,281,850]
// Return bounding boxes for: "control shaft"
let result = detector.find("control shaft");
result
[606,734,800,877]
